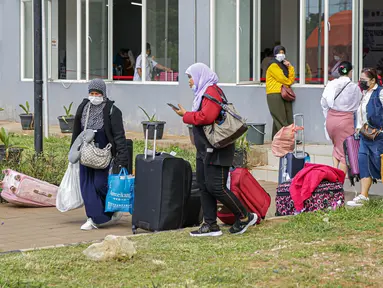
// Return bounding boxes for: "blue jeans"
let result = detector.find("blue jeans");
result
[358,134,383,180]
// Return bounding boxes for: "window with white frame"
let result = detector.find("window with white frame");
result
[211,0,261,84]
[212,0,358,85]
[20,0,179,83]
[21,0,51,80]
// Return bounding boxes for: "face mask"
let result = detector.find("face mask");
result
[276,54,285,62]
[359,80,369,91]
[191,85,197,93]
[89,96,104,105]
[334,55,341,61]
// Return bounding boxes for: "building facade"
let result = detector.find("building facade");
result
[0,0,382,143]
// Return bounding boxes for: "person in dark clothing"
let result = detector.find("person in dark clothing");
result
[172,63,257,237]
[71,78,130,230]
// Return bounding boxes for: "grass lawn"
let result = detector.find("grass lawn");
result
[1,201,383,287]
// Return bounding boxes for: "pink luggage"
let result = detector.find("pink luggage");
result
[0,169,58,207]
[343,134,360,186]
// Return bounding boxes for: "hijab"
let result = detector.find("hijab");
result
[81,78,108,130]
[185,63,219,112]
[269,45,289,78]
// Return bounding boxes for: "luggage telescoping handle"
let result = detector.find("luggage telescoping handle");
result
[144,123,157,160]
[293,113,305,159]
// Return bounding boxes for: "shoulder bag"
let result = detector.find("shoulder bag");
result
[80,105,113,169]
[281,85,296,102]
[202,90,248,149]
[359,123,382,141]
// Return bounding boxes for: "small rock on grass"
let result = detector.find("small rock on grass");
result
[83,235,136,261]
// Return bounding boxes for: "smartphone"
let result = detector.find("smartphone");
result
[167,103,179,110]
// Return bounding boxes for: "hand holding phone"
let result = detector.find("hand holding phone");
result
[167,103,179,110]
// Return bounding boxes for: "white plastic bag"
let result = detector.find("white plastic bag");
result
[56,163,84,212]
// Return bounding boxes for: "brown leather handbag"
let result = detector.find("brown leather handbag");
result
[281,85,296,102]
[359,123,382,141]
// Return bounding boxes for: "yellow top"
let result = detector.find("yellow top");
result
[266,63,295,95]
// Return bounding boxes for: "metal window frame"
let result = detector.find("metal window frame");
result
[20,0,51,81]
[299,0,306,85]
[210,0,260,85]
[358,0,363,81]
[236,0,260,85]
[20,0,34,81]
[299,0,358,86]
[141,0,147,83]
[21,0,179,84]
[209,0,215,71]
[324,0,329,85]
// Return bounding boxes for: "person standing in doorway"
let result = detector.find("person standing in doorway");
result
[133,43,172,81]
[266,45,296,139]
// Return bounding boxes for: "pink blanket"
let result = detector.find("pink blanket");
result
[290,163,346,211]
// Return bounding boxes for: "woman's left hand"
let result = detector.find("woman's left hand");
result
[283,60,291,67]
[173,104,187,117]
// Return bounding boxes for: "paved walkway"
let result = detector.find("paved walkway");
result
[0,181,359,253]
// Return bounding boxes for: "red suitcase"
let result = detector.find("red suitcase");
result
[343,133,360,186]
[217,168,271,225]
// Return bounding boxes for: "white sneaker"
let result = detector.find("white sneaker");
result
[80,218,99,230]
[346,195,369,207]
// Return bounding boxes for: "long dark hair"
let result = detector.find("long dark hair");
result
[361,68,378,84]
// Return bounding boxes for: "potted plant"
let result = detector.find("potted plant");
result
[58,102,75,133]
[0,128,28,162]
[233,131,250,168]
[139,106,166,140]
[19,101,34,130]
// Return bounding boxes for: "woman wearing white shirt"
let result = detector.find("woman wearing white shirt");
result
[347,68,383,207]
[321,61,362,174]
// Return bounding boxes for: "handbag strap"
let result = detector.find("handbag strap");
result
[203,94,243,121]
[334,81,351,101]
[84,104,91,131]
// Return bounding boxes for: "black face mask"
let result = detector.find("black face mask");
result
[360,80,369,91]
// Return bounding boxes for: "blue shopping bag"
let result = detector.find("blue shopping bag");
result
[105,167,134,214]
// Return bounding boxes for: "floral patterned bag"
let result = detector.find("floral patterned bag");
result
[275,181,344,216]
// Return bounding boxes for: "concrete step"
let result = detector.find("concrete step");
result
[249,143,335,168]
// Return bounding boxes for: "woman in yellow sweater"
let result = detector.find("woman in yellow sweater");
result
[266,46,296,139]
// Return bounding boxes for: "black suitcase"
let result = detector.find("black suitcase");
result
[278,114,310,184]
[132,124,192,233]
[182,171,203,228]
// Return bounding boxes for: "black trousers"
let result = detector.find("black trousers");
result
[196,158,248,225]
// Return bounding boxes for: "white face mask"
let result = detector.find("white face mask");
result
[334,55,340,61]
[276,54,286,62]
[89,96,104,106]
